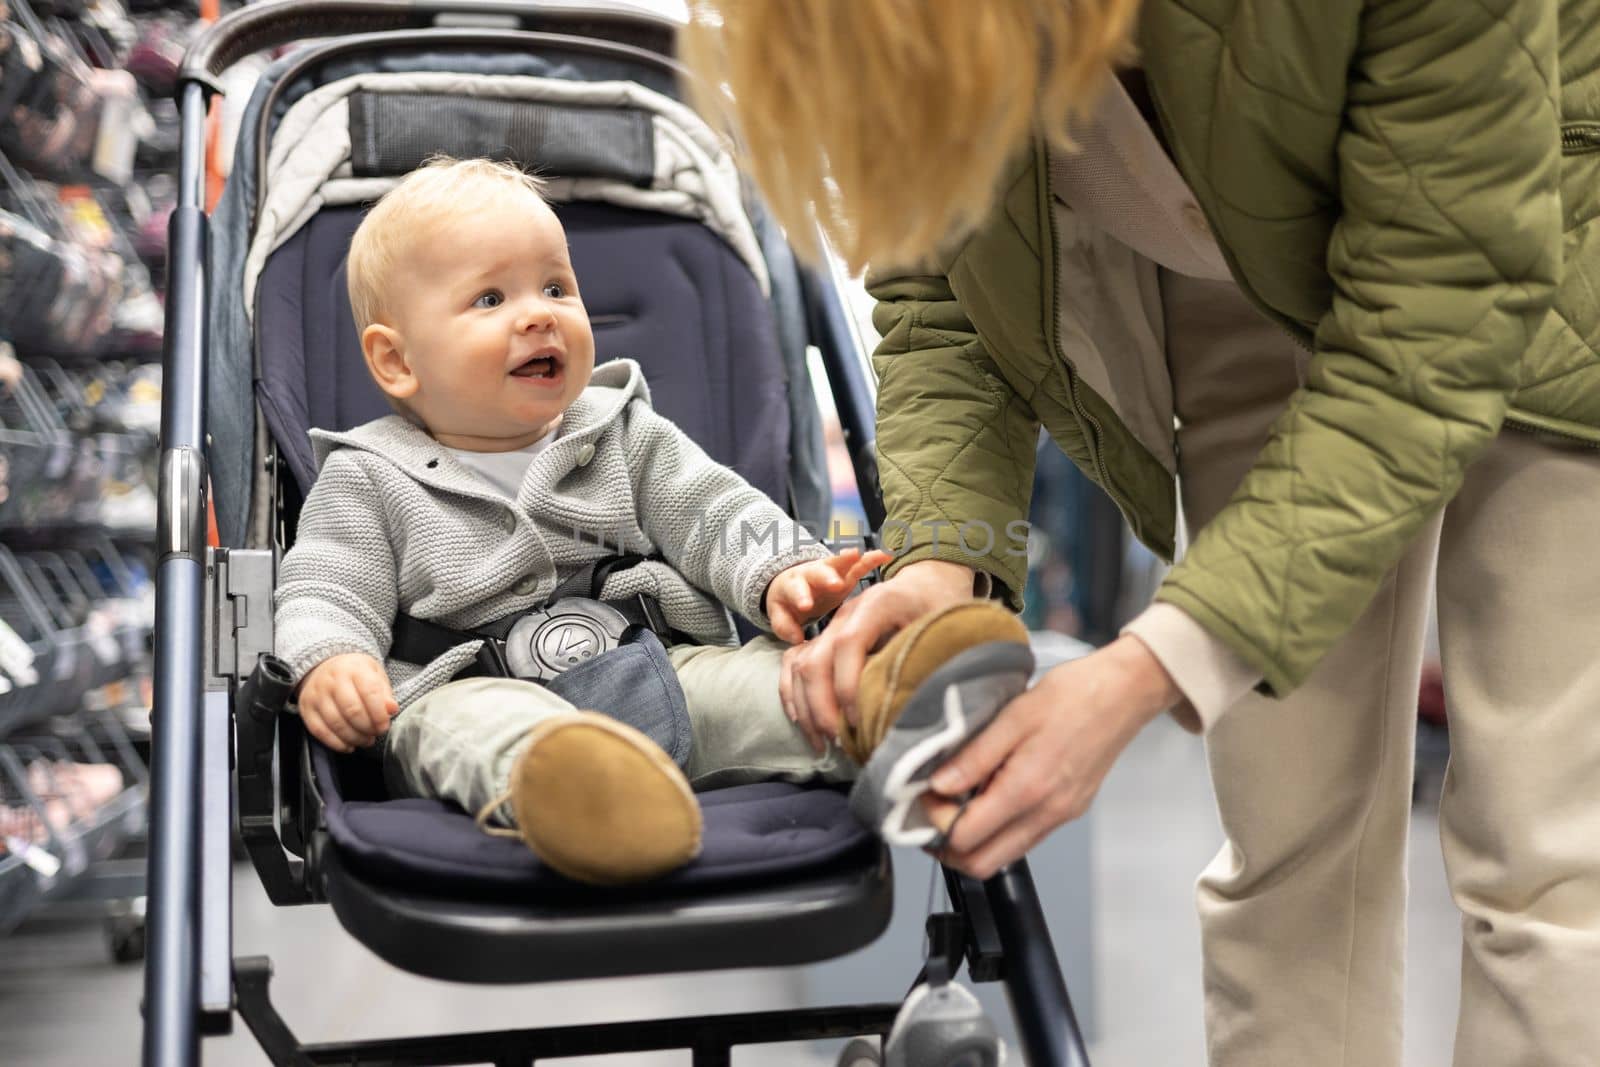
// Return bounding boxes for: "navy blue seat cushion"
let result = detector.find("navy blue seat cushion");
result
[313,746,874,902]
[256,200,792,510]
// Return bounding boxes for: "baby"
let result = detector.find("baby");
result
[273,157,913,885]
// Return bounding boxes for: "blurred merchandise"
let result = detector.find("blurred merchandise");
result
[0,0,194,957]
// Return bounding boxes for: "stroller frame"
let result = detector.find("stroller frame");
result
[147,3,1094,1065]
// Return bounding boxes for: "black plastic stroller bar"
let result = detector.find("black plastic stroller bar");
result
[179,0,676,93]
[801,265,885,531]
[145,80,214,1067]
[199,689,235,1033]
[235,656,313,905]
[987,862,1092,1067]
[944,868,1007,982]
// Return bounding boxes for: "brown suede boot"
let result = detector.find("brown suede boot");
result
[842,600,1030,763]
[495,711,702,885]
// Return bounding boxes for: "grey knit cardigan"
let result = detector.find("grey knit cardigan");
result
[274,359,828,707]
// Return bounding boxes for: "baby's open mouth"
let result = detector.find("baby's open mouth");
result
[511,355,560,379]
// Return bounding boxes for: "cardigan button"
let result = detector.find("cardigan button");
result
[502,513,517,533]
[513,576,539,595]
[1182,202,1213,240]
[575,443,596,467]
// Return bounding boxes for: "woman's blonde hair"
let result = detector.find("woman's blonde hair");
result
[682,0,1138,271]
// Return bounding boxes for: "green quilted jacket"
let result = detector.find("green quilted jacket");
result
[870,0,1600,696]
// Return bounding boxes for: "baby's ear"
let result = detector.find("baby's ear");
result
[362,324,418,399]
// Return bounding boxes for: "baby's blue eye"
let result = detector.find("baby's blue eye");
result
[543,283,566,299]
[473,290,504,309]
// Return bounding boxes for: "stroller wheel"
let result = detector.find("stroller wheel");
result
[106,915,147,964]
[836,1037,883,1066]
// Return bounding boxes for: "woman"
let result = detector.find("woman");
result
[687,3,1600,1066]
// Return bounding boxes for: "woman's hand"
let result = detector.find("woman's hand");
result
[765,548,895,644]
[778,558,978,753]
[924,634,1181,879]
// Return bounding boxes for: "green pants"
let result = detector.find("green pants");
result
[384,636,853,826]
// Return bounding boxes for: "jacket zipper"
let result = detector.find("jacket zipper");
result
[1561,122,1600,154]
[1502,414,1600,448]
[1038,146,1115,493]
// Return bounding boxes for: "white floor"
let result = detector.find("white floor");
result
[0,717,1464,1066]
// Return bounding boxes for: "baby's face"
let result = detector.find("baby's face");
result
[381,193,594,450]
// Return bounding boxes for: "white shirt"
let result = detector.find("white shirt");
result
[1051,74,1231,282]
[447,419,561,499]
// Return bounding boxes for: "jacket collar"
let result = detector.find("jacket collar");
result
[306,358,650,501]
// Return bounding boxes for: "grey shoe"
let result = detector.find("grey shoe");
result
[836,1037,883,1067]
[848,640,1035,848]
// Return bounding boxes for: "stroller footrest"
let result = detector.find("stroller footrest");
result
[234,953,899,1065]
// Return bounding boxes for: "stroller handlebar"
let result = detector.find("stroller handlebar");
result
[178,0,680,92]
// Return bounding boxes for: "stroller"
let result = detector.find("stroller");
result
[148,1,1093,1063]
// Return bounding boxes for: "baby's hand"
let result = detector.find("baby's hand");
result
[765,548,895,645]
[297,653,399,753]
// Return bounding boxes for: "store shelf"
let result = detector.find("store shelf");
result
[0,0,177,954]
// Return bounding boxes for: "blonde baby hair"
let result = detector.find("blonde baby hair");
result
[682,0,1139,272]
[346,156,550,332]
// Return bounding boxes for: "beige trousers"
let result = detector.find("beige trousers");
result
[385,636,851,826]
[1162,272,1600,1067]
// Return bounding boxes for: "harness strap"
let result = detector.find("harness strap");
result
[545,552,652,604]
[388,553,689,675]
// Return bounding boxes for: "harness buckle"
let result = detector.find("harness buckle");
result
[501,598,633,682]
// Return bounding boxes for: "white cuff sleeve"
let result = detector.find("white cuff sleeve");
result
[1121,602,1261,733]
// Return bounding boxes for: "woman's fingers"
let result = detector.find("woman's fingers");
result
[829,589,866,626]
[937,749,1081,879]
[929,690,1035,798]
[921,790,1046,879]
[788,648,824,753]
[940,807,1055,881]
[794,635,846,748]
[938,755,1040,858]
[778,647,797,722]
[826,594,906,723]
[830,621,875,728]
[794,628,847,739]
[921,793,964,837]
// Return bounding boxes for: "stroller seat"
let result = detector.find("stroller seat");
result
[315,747,888,984]
[229,18,890,979]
